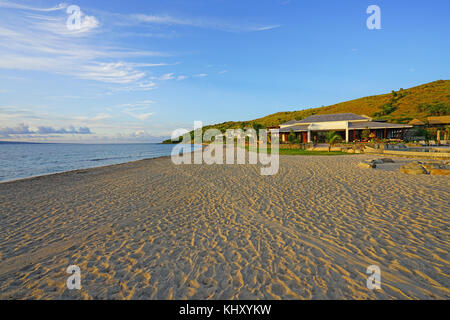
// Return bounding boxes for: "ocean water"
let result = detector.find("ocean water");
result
[0,143,197,183]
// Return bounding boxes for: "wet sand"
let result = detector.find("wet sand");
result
[0,153,448,299]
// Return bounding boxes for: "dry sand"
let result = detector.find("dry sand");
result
[0,152,449,299]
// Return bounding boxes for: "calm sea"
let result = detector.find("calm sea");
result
[0,143,197,183]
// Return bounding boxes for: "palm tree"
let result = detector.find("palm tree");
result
[326,131,341,152]
[445,125,450,141]
[288,130,296,144]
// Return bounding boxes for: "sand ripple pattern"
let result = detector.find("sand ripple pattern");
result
[0,154,448,299]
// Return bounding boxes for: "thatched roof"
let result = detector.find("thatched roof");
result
[409,119,425,125]
[349,122,412,129]
[427,116,450,125]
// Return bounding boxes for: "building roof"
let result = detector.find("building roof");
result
[279,124,310,132]
[295,113,371,123]
[279,119,299,126]
[349,121,412,129]
[277,121,411,132]
[279,113,413,130]
[427,116,450,125]
[409,119,425,125]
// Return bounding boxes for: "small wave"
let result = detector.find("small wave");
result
[89,156,130,162]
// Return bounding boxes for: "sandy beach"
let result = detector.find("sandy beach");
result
[0,152,448,299]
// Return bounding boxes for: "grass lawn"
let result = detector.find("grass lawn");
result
[245,146,351,156]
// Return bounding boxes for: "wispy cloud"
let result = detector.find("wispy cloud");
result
[0,1,67,12]
[118,100,155,110]
[0,2,169,87]
[80,62,146,84]
[124,111,155,121]
[0,105,112,126]
[158,72,175,81]
[120,100,155,106]
[31,11,100,36]
[0,2,278,89]
[0,105,44,120]
[75,113,112,122]
[252,25,280,31]
[132,13,280,32]
[120,100,156,120]
[0,2,281,141]
[108,81,157,93]
[0,105,168,141]
[122,107,155,120]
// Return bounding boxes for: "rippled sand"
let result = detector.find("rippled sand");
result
[0,152,448,299]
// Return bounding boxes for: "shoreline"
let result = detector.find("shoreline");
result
[1,146,447,185]
[0,143,205,185]
[0,155,174,185]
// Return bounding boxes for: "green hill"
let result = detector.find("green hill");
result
[164,80,450,142]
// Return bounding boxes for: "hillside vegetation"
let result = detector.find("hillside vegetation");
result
[164,80,449,142]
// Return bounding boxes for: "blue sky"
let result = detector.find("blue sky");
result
[0,0,449,142]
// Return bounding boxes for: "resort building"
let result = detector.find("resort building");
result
[275,113,412,143]
[427,116,450,129]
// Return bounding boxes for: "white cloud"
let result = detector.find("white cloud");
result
[80,62,146,84]
[109,81,157,93]
[134,113,154,121]
[0,123,32,134]
[252,25,280,31]
[36,125,92,134]
[194,73,208,77]
[0,106,113,128]
[118,100,155,109]
[0,2,278,94]
[123,110,155,121]
[91,113,112,121]
[0,1,67,12]
[119,100,156,121]
[0,3,170,88]
[0,105,43,120]
[132,14,189,25]
[0,123,92,135]
[158,73,175,81]
[138,82,158,90]
[75,14,100,34]
[132,13,280,32]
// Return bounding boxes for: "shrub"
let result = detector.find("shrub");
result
[288,130,296,144]
[252,122,265,131]
[361,128,371,140]
[373,102,398,118]
[417,103,450,116]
